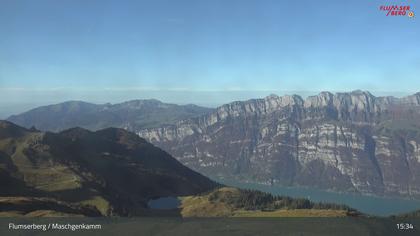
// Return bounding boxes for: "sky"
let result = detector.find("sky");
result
[0,0,419,116]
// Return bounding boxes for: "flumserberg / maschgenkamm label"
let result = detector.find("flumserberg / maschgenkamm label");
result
[9,222,102,231]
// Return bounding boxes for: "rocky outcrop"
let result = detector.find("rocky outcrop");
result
[138,91,420,199]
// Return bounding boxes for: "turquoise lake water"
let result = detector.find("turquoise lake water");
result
[216,178,420,216]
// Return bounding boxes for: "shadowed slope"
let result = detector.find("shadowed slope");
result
[0,120,218,216]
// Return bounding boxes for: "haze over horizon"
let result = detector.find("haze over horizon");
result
[1,0,419,117]
[0,89,417,120]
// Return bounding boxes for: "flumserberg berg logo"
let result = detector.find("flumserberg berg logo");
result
[379,5,414,17]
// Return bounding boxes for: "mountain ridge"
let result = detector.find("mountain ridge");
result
[137,91,420,199]
[0,120,218,216]
[7,99,213,132]
[6,91,420,199]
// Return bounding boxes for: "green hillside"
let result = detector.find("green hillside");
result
[0,120,217,216]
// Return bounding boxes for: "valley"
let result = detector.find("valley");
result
[4,91,420,217]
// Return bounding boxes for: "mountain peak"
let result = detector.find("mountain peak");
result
[350,90,374,97]
[0,120,17,128]
[7,99,212,132]
[58,127,93,139]
[122,99,163,106]
[0,120,30,139]
[95,127,148,147]
[319,91,334,96]
[0,122,218,216]
[265,94,280,100]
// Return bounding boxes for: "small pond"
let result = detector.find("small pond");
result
[148,197,181,209]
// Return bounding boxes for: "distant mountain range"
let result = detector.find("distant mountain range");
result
[7,91,420,199]
[137,91,420,199]
[7,99,213,132]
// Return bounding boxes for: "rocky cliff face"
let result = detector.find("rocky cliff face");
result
[138,91,420,199]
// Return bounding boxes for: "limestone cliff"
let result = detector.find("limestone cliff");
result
[138,91,420,199]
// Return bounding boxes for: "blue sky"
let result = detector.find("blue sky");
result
[0,0,419,114]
